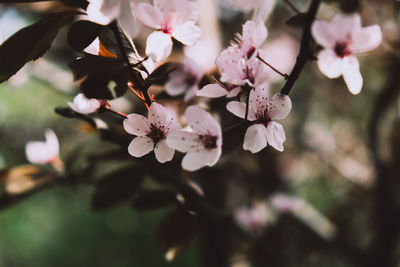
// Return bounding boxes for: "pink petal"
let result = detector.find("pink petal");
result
[241,20,268,51]
[311,20,339,48]
[136,2,163,29]
[148,102,176,130]
[216,46,247,85]
[165,72,188,96]
[166,130,202,153]
[181,148,221,171]
[146,31,173,62]
[86,0,116,25]
[249,86,269,116]
[185,106,222,137]
[196,84,228,98]
[226,101,257,121]
[226,86,242,98]
[243,124,267,153]
[265,121,286,152]
[172,22,202,46]
[341,56,363,95]
[25,129,59,164]
[123,114,151,136]
[119,0,139,38]
[317,49,342,78]
[267,93,292,121]
[350,25,382,54]
[154,139,175,163]
[68,93,100,114]
[127,136,154,157]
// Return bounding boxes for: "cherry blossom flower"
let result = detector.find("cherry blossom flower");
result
[165,56,203,101]
[227,87,291,153]
[136,0,202,62]
[166,106,222,171]
[234,202,276,235]
[86,0,139,38]
[68,93,101,114]
[231,20,268,59]
[312,13,382,95]
[123,102,180,163]
[25,129,60,164]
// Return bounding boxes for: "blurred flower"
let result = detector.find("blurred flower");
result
[227,88,292,152]
[136,0,202,62]
[166,106,222,171]
[68,93,101,114]
[86,0,139,38]
[312,13,382,95]
[25,129,60,164]
[230,0,265,12]
[165,56,203,101]
[123,102,180,163]
[234,201,275,235]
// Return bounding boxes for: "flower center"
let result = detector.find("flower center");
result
[184,73,198,86]
[147,124,166,144]
[334,41,351,58]
[161,23,172,34]
[246,47,256,59]
[255,112,271,125]
[199,134,218,149]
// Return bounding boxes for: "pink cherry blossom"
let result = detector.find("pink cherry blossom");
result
[234,202,275,235]
[136,0,202,62]
[86,0,139,38]
[227,87,292,153]
[25,129,60,164]
[232,20,268,59]
[123,102,180,163]
[165,56,203,101]
[312,13,382,95]
[166,106,222,171]
[68,93,101,114]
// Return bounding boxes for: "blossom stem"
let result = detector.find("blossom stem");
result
[257,53,289,79]
[102,105,128,118]
[110,21,153,107]
[283,0,301,15]
[280,0,321,95]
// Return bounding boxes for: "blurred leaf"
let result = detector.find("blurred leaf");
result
[67,20,104,52]
[91,167,144,211]
[323,0,360,13]
[54,107,97,128]
[146,62,182,86]
[0,10,79,83]
[69,54,124,80]
[157,208,197,261]
[285,13,307,29]
[131,190,177,211]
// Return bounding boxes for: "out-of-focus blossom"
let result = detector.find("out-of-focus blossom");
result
[230,0,265,12]
[234,201,275,235]
[312,13,382,95]
[86,0,139,38]
[68,93,101,114]
[166,106,222,171]
[227,88,291,153]
[136,0,202,62]
[165,56,203,101]
[123,102,180,163]
[25,129,60,164]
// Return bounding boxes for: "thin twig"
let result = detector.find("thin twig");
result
[283,0,302,14]
[257,53,289,79]
[280,0,321,95]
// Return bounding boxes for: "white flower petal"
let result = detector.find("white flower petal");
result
[351,25,382,54]
[148,102,176,129]
[172,22,202,46]
[25,129,59,164]
[241,20,268,52]
[154,139,175,163]
[243,124,267,153]
[341,56,363,95]
[267,93,292,121]
[249,86,269,116]
[123,114,151,136]
[185,106,221,136]
[331,13,361,36]
[181,148,221,171]
[127,136,154,157]
[166,130,202,153]
[265,121,286,152]
[86,0,115,25]
[196,84,228,98]
[136,2,163,29]
[227,101,246,119]
[311,20,339,48]
[68,93,100,114]
[226,86,242,98]
[165,71,187,96]
[317,49,343,78]
[145,31,173,62]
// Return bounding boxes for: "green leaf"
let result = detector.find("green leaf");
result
[0,10,80,83]
[67,20,105,52]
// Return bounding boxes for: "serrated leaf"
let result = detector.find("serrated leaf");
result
[157,208,197,261]
[67,20,104,52]
[131,190,177,211]
[91,167,143,211]
[0,10,80,83]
